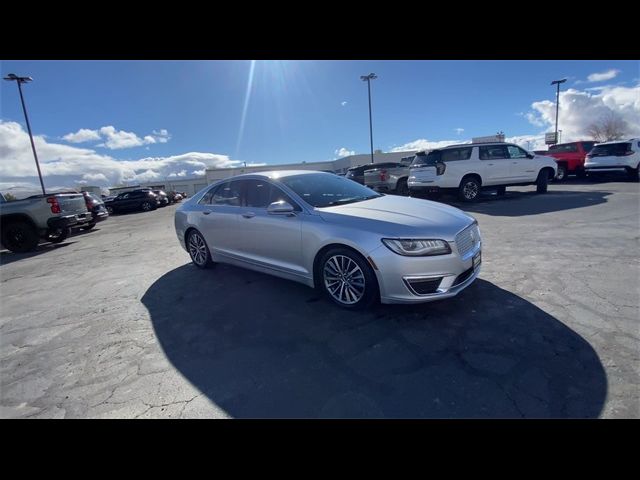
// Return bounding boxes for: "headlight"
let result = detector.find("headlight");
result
[382,238,451,256]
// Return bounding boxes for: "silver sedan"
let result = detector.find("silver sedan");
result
[174,170,482,309]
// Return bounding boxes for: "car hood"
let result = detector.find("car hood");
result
[316,195,476,239]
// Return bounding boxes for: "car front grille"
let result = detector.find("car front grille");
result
[455,224,480,258]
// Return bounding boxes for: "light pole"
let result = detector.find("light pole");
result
[551,78,567,145]
[360,73,377,164]
[4,73,46,195]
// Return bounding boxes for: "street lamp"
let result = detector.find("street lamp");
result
[550,78,567,145]
[4,73,46,195]
[360,73,377,164]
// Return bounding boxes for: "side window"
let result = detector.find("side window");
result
[130,191,143,198]
[507,145,529,159]
[479,145,508,160]
[198,185,217,205]
[243,179,272,208]
[269,185,301,211]
[441,147,472,162]
[119,193,129,200]
[211,181,241,206]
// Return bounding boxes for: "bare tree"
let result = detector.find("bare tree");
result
[587,111,628,142]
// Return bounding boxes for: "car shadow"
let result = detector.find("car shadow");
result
[141,263,607,418]
[440,190,612,217]
[0,241,76,266]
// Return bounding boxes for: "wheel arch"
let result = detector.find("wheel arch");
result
[312,242,380,292]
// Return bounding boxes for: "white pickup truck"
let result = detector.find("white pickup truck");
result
[0,192,93,252]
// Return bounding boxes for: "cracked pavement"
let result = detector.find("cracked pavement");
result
[1,180,638,418]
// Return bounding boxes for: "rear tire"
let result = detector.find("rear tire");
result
[555,164,567,182]
[396,178,409,196]
[627,166,639,182]
[1,220,39,253]
[47,227,70,244]
[536,170,549,193]
[318,247,378,309]
[458,176,481,202]
[187,230,214,269]
[141,201,153,212]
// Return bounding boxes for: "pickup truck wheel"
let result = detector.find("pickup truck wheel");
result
[536,170,549,193]
[458,177,481,202]
[1,220,39,253]
[396,179,409,196]
[47,227,70,243]
[555,164,567,182]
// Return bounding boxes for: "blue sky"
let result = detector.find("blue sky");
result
[1,60,638,190]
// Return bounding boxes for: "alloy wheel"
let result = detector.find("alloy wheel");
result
[189,232,208,266]
[463,181,478,200]
[323,255,366,305]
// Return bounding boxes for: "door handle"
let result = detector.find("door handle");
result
[512,162,518,164]
[202,210,212,215]
[242,212,256,219]
[487,163,494,166]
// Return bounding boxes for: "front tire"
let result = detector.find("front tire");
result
[319,247,378,309]
[458,176,481,202]
[141,201,153,212]
[1,220,39,253]
[187,230,214,269]
[106,205,114,214]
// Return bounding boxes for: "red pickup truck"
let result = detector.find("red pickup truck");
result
[545,141,597,181]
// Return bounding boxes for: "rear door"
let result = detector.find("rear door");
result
[478,145,512,184]
[197,181,243,257]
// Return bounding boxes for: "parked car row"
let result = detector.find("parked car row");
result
[102,188,183,214]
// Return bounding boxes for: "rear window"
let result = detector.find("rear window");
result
[411,151,440,167]
[590,143,631,156]
[581,142,596,152]
[549,143,578,153]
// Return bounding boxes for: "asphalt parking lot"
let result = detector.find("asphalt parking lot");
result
[1,180,638,418]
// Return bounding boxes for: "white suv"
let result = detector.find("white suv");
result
[584,138,640,181]
[408,142,558,202]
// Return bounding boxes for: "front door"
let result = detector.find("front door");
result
[234,179,305,276]
[507,144,537,182]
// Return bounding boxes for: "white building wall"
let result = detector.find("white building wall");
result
[205,151,417,184]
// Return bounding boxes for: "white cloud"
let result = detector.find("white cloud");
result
[341,101,347,107]
[587,69,620,83]
[62,128,101,143]
[454,128,464,135]
[335,147,355,157]
[391,139,464,152]
[0,120,249,196]
[61,126,171,149]
[524,84,640,142]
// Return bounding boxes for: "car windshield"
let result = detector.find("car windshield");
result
[279,173,381,208]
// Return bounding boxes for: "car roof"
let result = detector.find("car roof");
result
[594,138,638,145]
[229,170,332,180]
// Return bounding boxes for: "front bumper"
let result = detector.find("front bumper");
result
[368,239,481,304]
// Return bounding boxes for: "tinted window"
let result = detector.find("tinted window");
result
[549,143,578,153]
[243,179,272,208]
[201,181,241,206]
[118,193,129,200]
[581,142,596,153]
[279,173,380,208]
[411,151,440,167]
[479,145,509,160]
[441,147,473,162]
[590,143,631,156]
[507,145,529,159]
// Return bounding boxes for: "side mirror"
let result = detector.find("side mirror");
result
[267,200,295,216]
[526,153,535,159]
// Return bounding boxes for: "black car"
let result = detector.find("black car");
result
[103,189,158,214]
[77,191,109,230]
[151,189,170,206]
